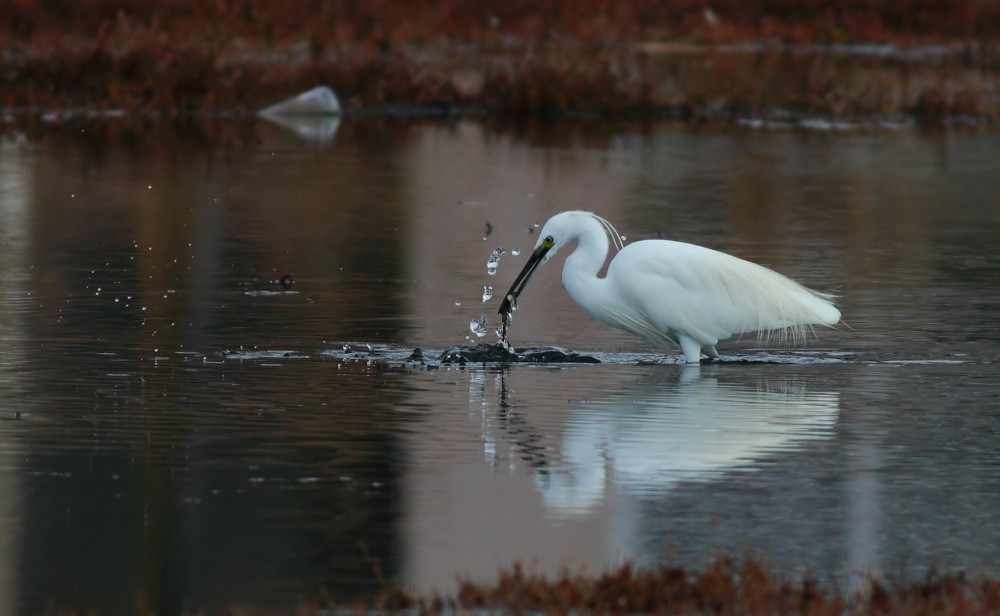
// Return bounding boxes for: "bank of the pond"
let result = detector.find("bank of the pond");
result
[101,557,1000,615]
[2,1,999,121]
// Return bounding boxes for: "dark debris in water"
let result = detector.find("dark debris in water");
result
[228,343,959,368]
[440,343,600,364]
[341,343,378,355]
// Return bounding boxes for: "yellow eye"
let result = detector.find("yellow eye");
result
[544,235,555,246]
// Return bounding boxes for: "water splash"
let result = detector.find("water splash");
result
[486,247,505,276]
[467,246,511,346]
[495,321,512,347]
[511,248,521,256]
[470,316,488,338]
[497,294,515,345]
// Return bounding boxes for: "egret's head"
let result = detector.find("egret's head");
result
[498,211,611,322]
[532,211,581,262]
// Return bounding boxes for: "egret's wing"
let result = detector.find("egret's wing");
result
[612,254,738,343]
[609,241,839,345]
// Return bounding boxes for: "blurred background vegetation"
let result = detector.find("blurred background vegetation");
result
[2,1,998,118]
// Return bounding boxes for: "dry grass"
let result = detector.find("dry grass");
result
[2,0,999,120]
[107,556,1000,615]
[442,558,1000,615]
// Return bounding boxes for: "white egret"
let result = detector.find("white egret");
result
[498,210,840,363]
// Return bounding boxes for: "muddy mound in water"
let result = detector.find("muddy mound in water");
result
[440,343,600,364]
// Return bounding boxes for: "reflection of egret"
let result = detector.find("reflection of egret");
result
[537,367,839,516]
[499,211,840,363]
[258,114,341,145]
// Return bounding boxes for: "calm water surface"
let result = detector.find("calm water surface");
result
[0,119,998,613]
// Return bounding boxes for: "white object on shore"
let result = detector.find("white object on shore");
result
[259,86,341,144]
[260,86,341,116]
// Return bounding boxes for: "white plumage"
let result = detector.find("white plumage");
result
[538,372,839,515]
[498,210,840,363]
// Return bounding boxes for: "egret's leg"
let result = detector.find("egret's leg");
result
[677,335,704,364]
[704,345,719,359]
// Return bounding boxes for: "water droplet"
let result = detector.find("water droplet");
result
[470,317,488,337]
[486,247,505,275]
[147,184,152,190]
[454,301,462,306]
[482,285,493,302]
[511,248,521,256]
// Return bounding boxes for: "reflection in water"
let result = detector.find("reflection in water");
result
[530,368,839,517]
[0,120,999,612]
[0,138,30,615]
[12,358,411,614]
[1,123,414,614]
[259,114,341,145]
[403,364,844,594]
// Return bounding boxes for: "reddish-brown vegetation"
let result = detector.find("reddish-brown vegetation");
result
[2,2,999,120]
[175,557,1000,615]
[444,558,1000,615]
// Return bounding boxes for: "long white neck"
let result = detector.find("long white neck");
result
[561,218,610,313]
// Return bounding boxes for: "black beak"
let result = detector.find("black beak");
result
[498,244,550,336]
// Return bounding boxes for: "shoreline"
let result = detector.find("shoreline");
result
[3,2,999,121]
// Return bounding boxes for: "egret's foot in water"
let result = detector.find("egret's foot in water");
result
[678,334,707,364]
